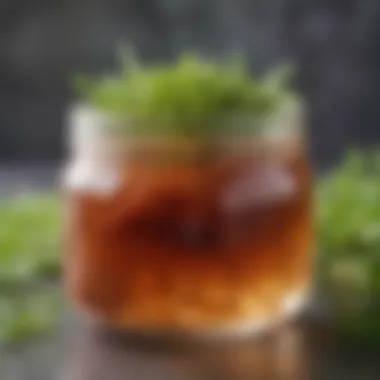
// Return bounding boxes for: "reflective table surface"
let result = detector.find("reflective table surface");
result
[59,311,377,380]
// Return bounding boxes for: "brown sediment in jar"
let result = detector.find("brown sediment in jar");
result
[65,136,313,332]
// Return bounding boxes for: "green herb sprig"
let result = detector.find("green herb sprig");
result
[73,52,295,138]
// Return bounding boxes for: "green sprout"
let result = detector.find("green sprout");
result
[73,52,296,138]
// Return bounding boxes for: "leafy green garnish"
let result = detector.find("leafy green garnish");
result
[73,52,295,138]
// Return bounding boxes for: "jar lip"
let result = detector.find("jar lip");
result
[69,99,304,141]
[67,101,305,164]
[68,102,263,137]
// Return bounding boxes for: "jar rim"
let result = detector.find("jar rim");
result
[69,100,304,136]
[67,102,305,164]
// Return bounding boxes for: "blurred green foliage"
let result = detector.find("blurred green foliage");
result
[74,52,295,138]
[317,151,380,346]
[1,151,380,345]
[0,195,61,282]
[0,195,62,346]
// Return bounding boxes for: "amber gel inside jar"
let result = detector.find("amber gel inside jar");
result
[63,103,314,337]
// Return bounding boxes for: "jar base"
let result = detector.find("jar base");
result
[79,289,310,347]
[202,289,309,340]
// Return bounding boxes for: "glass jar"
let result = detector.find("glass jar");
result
[63,103,314,337]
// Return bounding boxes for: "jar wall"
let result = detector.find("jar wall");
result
[63,106,314,335]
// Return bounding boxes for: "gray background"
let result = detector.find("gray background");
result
[1,2,380,377]
[0,0,380,171]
